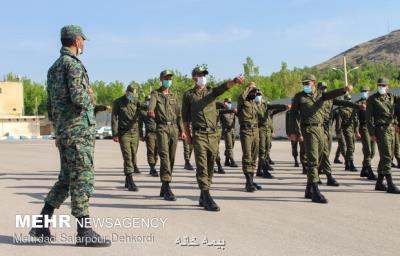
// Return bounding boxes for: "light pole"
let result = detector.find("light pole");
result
[332,56,359,86]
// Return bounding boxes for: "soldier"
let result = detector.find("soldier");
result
[29,25,110,246]
[112,85,142,192]
[366,78,400,194]
[290,74,353,204]
[183,130,195,170]
[148,70,184,201]
[356,86,377,180]
[333,107,346,164]
[392,103,400,168]
[257,97,288,177]
[237,82,264,191]
[182,64,244,211]
[140,96,159,177]
[220,98,239,167]
[214,102,226,174]
[286,108,300,167]
[317,82,361,186]
[339,93,361,172]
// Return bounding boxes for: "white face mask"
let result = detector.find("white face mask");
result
[196,76,207,87]
[76,48,82,56]
[378,86,387,95]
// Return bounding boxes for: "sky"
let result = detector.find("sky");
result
[1,0,399,84]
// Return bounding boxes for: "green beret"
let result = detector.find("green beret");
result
[61,25,87,40]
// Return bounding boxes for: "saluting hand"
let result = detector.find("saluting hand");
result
[148,110,155,118]
[345,85,353,93]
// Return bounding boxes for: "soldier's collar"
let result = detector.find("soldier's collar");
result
[60,47,81,62]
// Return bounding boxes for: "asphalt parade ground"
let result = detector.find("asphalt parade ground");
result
[0,139,399,256]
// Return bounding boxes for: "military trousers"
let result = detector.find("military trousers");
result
[375,125,394,175]
[223,129,236,160]
[119,130,139,175]
[359,125,375,167]
[258,127,270,164]
[393,129,400,160]
[145,131,158,167]
[157,124,178,183]
[192,130,219,190]
[45,135,95,217]
[215,129,222,162]
[183,138,193,162]
[335,133,346,159]
[302,125,324,183]
[342,125,355,161]
[318,128,333,175]
[240,127,259,174]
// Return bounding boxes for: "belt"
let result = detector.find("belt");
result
[146,130,156,133]
[157,121,175,125]
[302,123,322,127]
[193,127,217,132]
[360,122,367,125]
[240,124,258,129]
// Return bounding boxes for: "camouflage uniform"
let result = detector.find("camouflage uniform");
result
[45,46,95,217]
[219,99,238,167]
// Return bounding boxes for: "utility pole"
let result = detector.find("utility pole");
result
[332,56,359,86]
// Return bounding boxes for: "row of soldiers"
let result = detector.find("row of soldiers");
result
[111,69,290,201]
[30,25,400,247]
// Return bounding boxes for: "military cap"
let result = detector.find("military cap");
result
[160,70,174,78]
[361,86,369,92]
[249,87,262,95]
[145,95,151,101]
[344,93,352,100]
[126,85,135,93]
[224,98,232,102]
[192,64,209,76]
[302,74,316,82]
[61,25,87,40]
[377,77,389,85]
[317,81,327,89]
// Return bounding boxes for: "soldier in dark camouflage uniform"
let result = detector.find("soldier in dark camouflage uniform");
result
[29,25,110,247]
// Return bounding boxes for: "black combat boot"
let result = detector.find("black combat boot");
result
[385,174,400,194]
[265,160,274,171]
[160,182,176,201]
[149,165,159,177]
[134,164,141,174]
[294,157,299,167]
[202,190,220,211]
[244,173,255,192]
[360,166,369,178]
[375,174,387,191]
[250,173,262,190]
[262,162,274,179]
[184,160,194,170]
[229,157,239,167]
[126,174,138,191]
[349,161,358,172]
[302,164,307,175]
[367,166,377,180]
[29,203,55,241]
[198,191,204,207]
[124,175,128,188]
[326,173,340,186]
[256,162,263,177]
[224,158,230,167]
[216,160,225,174]
[304,183,312,199]
[76,216,111,247]
[268,156,275,165]
[310,183,328,204]
[344,160,350,171]
[396,158,400,169]
[334,156,343,164]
